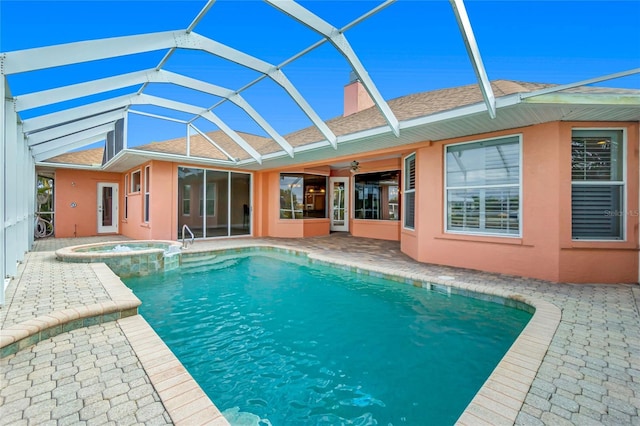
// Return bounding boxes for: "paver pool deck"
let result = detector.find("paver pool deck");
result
[1,234,639,425]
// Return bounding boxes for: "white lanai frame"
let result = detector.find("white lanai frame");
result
[4,0,418,170]
[0,0,499,305]
[16,69,294,158]
[4,30,339,158]
[265,0,400,136]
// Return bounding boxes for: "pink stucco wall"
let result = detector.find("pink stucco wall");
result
[49,120,639,283]
[54,169,121,238]
[403,121,639,284]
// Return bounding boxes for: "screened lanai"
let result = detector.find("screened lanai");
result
[1,0,639,304]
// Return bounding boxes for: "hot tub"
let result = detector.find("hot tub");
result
[55,240,183,277]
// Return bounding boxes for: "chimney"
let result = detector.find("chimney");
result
[343,71,374,117]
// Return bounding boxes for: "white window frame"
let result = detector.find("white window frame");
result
[130,169,141,193]
[200,181,216,217]
[403,153,416,230]
[124,174,128,220]
[444,134,523,238]
[182,184,191,216]
[144,165,150,223]
[571,127,627,242]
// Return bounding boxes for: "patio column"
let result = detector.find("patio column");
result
[4,94,18,280]
[1,74,5,305]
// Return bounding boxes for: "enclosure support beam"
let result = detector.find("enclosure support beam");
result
[0,73,6,305]
[31,123,114,157]
[33,134,108,162]
[266,0,399,137]
[449,0,496,119]
[4,30,335,150]
[27,110,125,146]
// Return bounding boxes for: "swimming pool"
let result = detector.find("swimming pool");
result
[124,250,531,425]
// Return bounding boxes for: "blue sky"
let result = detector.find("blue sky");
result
[1,0,639,149]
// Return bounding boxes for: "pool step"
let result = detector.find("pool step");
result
[181,252,218,265]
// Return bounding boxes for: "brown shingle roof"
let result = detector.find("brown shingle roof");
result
[45,147,104,165]
[42,79,635,166]
[134,130,280,161]
[283,80,555,146]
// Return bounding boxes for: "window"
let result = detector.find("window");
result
[571,129,624,240]
[182,185,191,215]
[199,183,216,217]
[131,170,141,193]
[124,175,128,219]
[280,174,327,219]
[144,166,150,223]
[403,154,416,229]
[445,136,521,236]
[355,171,400,220]
[177,167,251,238]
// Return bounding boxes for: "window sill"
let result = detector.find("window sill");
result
[278,217,329,221]
[353,219,400,223]
[140,224,150,229]
[564,239,636,250]
[436,233,526,246]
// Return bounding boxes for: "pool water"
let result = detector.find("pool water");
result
[124,251,531,425]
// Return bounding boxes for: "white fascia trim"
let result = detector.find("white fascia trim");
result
[401,94,522,129]
[104,148,237,169]
[35,161,102,170]
[522,93,640,106]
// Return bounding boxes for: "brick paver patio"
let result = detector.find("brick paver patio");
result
[1,234,638,425]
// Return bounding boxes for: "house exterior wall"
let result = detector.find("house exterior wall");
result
[150,161,175,240]
[350,157,402,241]
[49,120,638,283]
[263,170,305,238]
[402,121,639,284]
[556,122,639,283]
[54,169,122,237]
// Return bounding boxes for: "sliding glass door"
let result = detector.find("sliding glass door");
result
[178,167,251,238]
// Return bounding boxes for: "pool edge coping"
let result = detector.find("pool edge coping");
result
[182,244,561,425]
[3,242,562,425]
[117,315,230,426]
[0,263,142,357]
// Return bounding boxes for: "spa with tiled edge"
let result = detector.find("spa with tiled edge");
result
[55,240,182,277]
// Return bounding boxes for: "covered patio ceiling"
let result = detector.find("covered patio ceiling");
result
[2,0,639,172]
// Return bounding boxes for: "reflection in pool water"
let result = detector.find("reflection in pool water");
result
[125,250,531,425]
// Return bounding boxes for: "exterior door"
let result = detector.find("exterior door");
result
[330,177,349,232]
[97,183,118,233]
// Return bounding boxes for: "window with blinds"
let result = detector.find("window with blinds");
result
[404,154,416,229]
[571,130,624,240]
[445,136,521,236]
